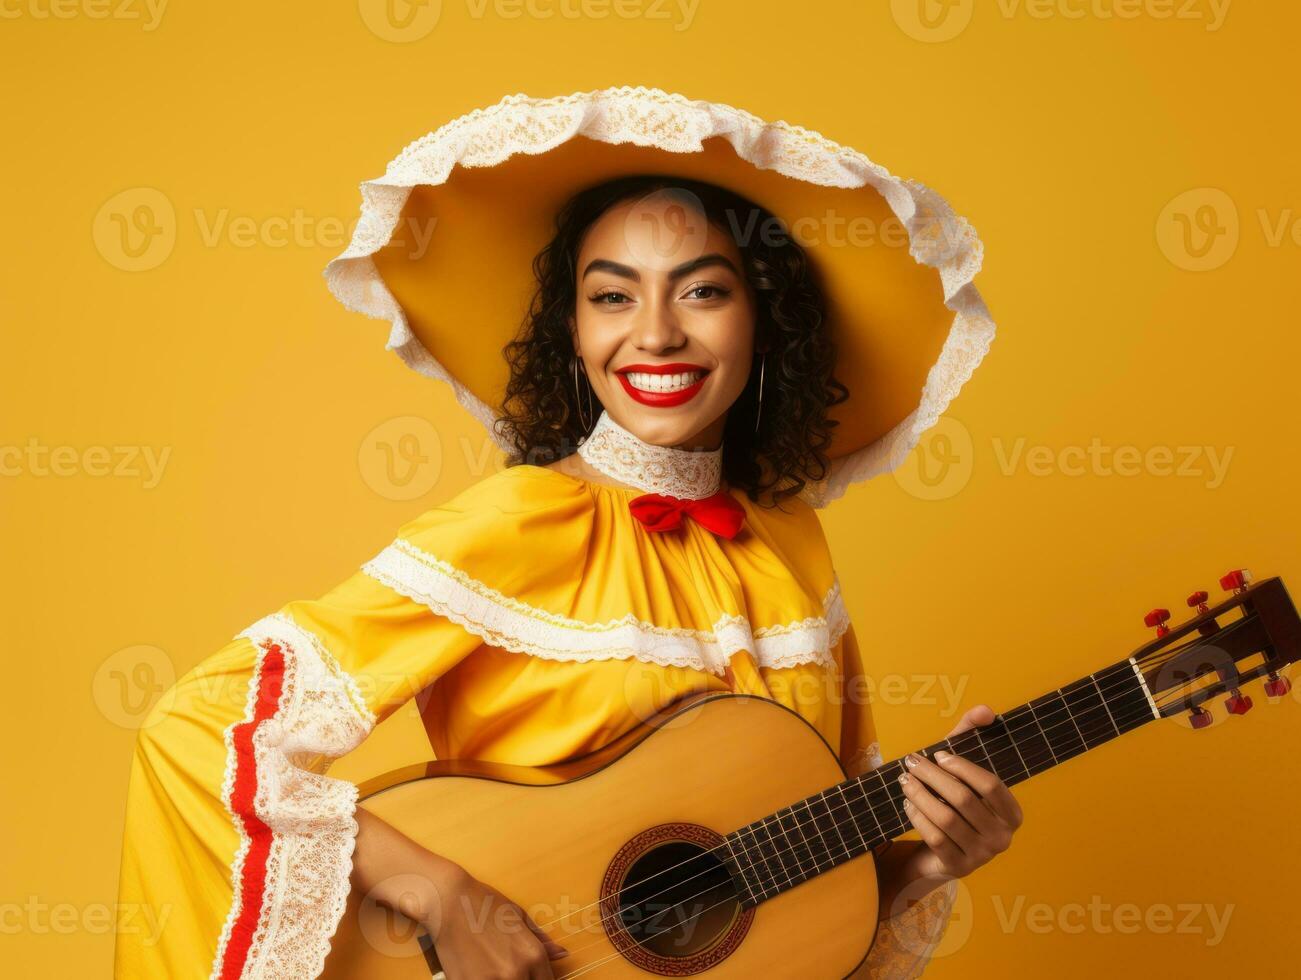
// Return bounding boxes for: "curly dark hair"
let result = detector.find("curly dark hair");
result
[493,174,849,507]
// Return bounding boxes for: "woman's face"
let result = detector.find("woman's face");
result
[569,191,759,451]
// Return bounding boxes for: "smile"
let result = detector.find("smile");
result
[615,363,710,408]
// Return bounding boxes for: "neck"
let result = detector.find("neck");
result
[577,410,724,499]
[721,655,1160,907]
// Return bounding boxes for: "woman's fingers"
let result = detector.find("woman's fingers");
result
[524,910,569,959]
[903,753,999,839]
[899,768,981,856]
[934,750,1024,831]
[944,703,996,738]
[898,778,966,866]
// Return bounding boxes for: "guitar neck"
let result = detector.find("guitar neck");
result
[725,656,1162,906]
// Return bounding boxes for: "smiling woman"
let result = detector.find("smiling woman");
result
[115,86,999,980]
[498,175,848,503]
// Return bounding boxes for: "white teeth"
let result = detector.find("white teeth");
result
[624,371,704,393]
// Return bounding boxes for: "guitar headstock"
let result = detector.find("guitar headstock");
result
[1133,569,1300,727]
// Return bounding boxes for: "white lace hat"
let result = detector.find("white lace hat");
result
[324,86,995,507]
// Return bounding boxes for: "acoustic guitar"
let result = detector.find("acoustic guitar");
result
[320,569,1299,979]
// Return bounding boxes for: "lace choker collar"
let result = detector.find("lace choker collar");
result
[577,410,723,500]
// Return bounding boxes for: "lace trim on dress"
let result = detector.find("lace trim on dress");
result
[360,536,848,675]
[209,613,375,980]
[867,879,960,980]
[577,410,723,499]
[322,86,995,509]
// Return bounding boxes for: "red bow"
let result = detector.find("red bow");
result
[628,491,746,539]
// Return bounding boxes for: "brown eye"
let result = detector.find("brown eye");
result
[685,284,729,300]
[592,290,629,305]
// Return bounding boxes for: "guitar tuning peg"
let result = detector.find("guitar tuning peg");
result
[1219,569,1252,594]
[1188,706,1214,729]
[1264,673,1292,698]
[1224,688,1253,715]
[1186,589,1220,636]
[1144,607,1172,638]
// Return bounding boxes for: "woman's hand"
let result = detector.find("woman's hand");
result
[418,862,570,980]
[895,703,1024,882]
[353,806,569,979]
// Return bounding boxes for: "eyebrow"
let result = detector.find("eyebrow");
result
[580,253,740,284]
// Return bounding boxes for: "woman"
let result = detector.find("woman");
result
[115,87,1008,979]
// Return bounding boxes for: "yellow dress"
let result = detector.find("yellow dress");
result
[114,462,957,979]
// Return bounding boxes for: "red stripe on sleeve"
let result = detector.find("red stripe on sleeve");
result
[218,640,287,980]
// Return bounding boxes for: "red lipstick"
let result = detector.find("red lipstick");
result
[615,362,710,408]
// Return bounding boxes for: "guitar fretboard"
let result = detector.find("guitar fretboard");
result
[722,657,1160,906]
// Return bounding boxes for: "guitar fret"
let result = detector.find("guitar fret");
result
[1043,688,1089,761]
[1060,676,1115,750]
[796,799,831,873]
[796,800,827,874]
[734,825,771,901]
[722,838,757,904]
[1089,674,1122,736]
[882,763,911,838]
[1024,700,1058,766]
[965,728,996,772]
[757,817,792,891]
[850,773,888,845]
[1000,706,1051,777]
[976,715,1029,784]
[813,791,854,864]
[776,806,815,881]
[835,784,870,855]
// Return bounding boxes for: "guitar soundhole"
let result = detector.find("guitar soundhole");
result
[601,822,754,976]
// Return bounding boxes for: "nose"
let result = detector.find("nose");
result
[629,304,687,354]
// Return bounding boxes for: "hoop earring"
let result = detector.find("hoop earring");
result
[572,355,594,431]
[753,353,766,435]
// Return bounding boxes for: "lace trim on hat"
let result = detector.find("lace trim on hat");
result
[323,86,995,509]
[360,535,847,675]
[210,613,375,980]
[577,410,722,499]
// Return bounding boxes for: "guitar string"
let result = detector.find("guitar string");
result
[539,615,1244,940]
[541,622,1260,970]
[549,691,1209,978]
[540,617,1251,939]
[534,650,1214,943]
[531,679,1175,963]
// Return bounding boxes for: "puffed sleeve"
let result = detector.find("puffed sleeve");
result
[113,470,585,980]
[838,621,960,980]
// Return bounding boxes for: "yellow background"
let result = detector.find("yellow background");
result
[2,0,1297,975]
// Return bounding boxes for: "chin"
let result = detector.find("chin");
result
[615,408,719,449]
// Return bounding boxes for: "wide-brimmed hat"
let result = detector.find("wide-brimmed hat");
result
[324,85,994,507]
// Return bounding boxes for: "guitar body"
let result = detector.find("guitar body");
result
[322,692,881,979]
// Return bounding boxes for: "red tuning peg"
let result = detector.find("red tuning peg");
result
[1224,688,1253,714]
[1188,706,1213,729]
[1144,608,1172,637]
[1186,589,1221,636]
[1220,569,1252,594]
[1264,673,1292,698]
